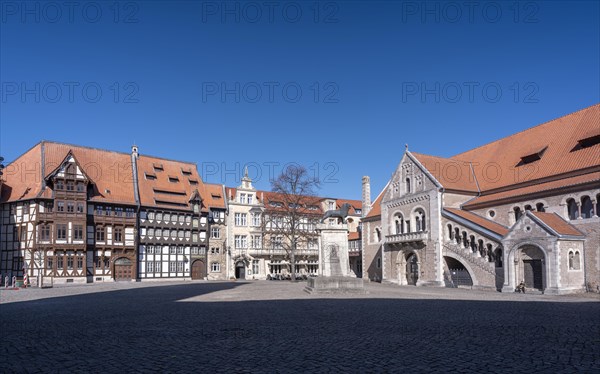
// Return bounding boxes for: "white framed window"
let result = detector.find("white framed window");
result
[211,262,220,272]
[147,261,154,273]
[247,194,253,204]
[235,235,247,249]
[177,261,184,272]
[252,260,259,274]
[169,261,177,272]
[251,235,262,249]
[211,227,220,239]
[235,213,247,226]
[170,246,176,254]
[251,213,261,226]
[155,262,162,272]
[240,193,246,204]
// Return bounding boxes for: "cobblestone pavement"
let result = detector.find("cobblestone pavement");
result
[1,281,599,373]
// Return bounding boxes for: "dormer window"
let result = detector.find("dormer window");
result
[240,193,247,204]
[188,179,198,185]
[145,173,157,180]
[181,168,193,176]
[168,176,179,183]
[575,134,600,150]
[153,163,164,172]
[518,146,547,166]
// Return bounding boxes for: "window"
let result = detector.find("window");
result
[164,213,171,222]
[272,236,282,250]
[171,230,177,239]
[251,235,262,249]
[514,206,522,221]
[96,226,105,242]
[179,215,185,224]
[66,181,74,191]
[375,228,381,242]
[535,203,545,212]
[76,182,85,192]
[115,207,123,216]
[114,228,123,242]
[57,201,65,212]
[211,262,220,272]
[57,224,67,240]
[125,208,135,217]
[67,253,74,270]
[211,227,220,239]
[235,213,247,226]
[567,199,579,220]
[67,202,75,213]
[178,230,185,239]
[73,225,83,240]
[328,201,335,210]
[170,246,176,254]
[40,225,51,241]
[155,228,162,238]
[20,226,27,241]
[581,196,594,219]
[251,213,261,226]
[189,179,198,185]
[147,211,155,220]
[77,203,84,213]
[405,178,411,193]
[252,260,259,274]
[169,261,177,272]
[377,257,381,268]
[177,246,183,254]
[240,193,246,204]
[147,261,154,273]
[247,194,253,204]
[44,201,53,213]
[235,235,247,249]
[169,176,179,183]
[77,253,83,269]
[146,173,157,180]
[177,261,184,272]
[105,207,112,216]
[156,212,163,221]
[57,253,64,270]
[153,164,164,172]
[95,205,103,215]
[46,256,53,271]
[154,261,161,273]
[56,180,64,190]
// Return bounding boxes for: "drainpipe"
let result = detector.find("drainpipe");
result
[130,146,141,281]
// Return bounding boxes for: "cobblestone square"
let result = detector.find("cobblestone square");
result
[1,281,599,373]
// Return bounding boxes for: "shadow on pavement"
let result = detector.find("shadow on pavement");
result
[1,283,599,372]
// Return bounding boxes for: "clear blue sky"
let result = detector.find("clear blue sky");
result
[1,0,598,200]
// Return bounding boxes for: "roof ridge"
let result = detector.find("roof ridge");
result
[451,103,599,159]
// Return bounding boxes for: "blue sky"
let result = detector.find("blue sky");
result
[1,0,598,200]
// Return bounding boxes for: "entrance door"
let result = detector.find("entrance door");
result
[523,260,543,290]
[191,260,206,280]
[114,258,133,281]
[406,254,419,285]
[235,262,246,279]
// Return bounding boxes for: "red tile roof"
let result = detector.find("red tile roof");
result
[1,141,137,205]
[348,231,361,240]
[204,183,226,209]
[136,154,206,211]
[463,172,600,209]
[335,198,362,215]
[444,208,510,236]
[364,182,389,219]
[412,104,599,195]
[529,212,584,237]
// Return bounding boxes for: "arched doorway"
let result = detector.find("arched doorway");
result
[406,253,419,285]
[519,245,545,290]
[235,262,246,280]
[443,256,473,288]
[191,260,206,280]
[114,257,133,281]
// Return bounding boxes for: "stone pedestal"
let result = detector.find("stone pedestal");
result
[305,223,366,294]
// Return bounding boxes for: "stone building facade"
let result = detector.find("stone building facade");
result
[362,104,600,294]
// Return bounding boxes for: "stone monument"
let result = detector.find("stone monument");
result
[305,204,366,294]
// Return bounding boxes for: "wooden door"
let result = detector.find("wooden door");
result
[523,260,543,290]
[191,260,206,280]
[114,258,133,281]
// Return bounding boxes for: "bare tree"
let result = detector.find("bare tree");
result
[262,165,321,281]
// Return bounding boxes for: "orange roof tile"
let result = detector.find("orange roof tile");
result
[335,198,362,215]
[364,182,389,219]
[529,212,584,237]
[411,152,479,193]
[348,231,361,240]
[444,208,510,237]
[136,154,205,211]
[410,104,600,194]
[204,183,226,209]
[463,172,600,209]
[1,141,137,205]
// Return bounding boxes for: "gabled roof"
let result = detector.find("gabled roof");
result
[444,208,510,237]
[463,172,600,209]
[348,231,361,241]
[410,152,478,193]
[364,181,389,219]
[528,211,584,238]
[409,104,600,197]
[136,154,206,211]
[204,183,226,209]
[1,141,137,205]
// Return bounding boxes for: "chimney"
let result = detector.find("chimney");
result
[362,176,371,217]
[131,145,139,159]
